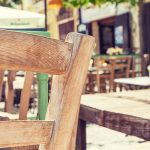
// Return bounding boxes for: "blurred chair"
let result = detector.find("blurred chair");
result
[86,56,132,93]
[112,56,132,91]
[143,53,150,76]
[86,57,113,93]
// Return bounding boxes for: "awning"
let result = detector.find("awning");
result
[0,6,45,29]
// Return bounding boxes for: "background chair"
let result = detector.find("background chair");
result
[0,30,95,150]
[86,56,131,93]
[111,56,132,91]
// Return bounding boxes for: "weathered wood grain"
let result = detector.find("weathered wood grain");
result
[11,145,39,150]
[0,121,54,148]
[5,70,16,113]
[19,72,34,120]
[0,30,72,74]
[40,33,95,150]
[0,31,95,150]
[80,89,150,140]
[69,110,79,150]
[0,70,4,101]
[81,89,150,119]
[80,105,150,140]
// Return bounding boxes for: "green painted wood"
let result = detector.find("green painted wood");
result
[32,31,50,120]
[37,73,49,120]
[19,30,50,120]
[18,31,50,38]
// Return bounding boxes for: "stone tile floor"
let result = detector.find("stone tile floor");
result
[87,124,148,150]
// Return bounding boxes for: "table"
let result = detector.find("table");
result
[114,76,150,87]
[77,89,150,150]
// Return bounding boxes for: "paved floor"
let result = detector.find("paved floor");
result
[87,124,148,150]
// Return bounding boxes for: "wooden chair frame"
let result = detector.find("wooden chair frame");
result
[0,30,95,150]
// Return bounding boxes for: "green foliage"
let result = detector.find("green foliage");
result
[12,0,22,5]
[0,0,22,7]
[0,0,12,7]
[63,0,139,8]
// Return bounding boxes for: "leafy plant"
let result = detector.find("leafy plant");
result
[0,0,22,7]
[63,0,139,8]
[12,0,22,5]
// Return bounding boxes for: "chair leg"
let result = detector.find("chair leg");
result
[119,84,123,91]
[113,83,117,92]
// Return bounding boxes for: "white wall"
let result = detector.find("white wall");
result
[130,6,140,52]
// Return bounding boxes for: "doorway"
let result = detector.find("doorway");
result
[99,17,115,54]
[100,25,115,54]
[98,13,131,54]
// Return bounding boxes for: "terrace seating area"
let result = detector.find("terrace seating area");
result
[85,53,149,93]
[0,30,149,150]
[0,30,95,150]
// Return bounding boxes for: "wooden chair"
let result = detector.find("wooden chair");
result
[86,56,131,93]
[112,56,132,91]
[95,57,113,93]
[142,53,150,75]
[0,30,95,149]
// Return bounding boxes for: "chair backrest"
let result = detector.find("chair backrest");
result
[94,56,131,76]
[93,56,131,91]
[0,30,95,149]
[109,56,132,78]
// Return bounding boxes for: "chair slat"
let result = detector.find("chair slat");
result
[0,30,72,74]
[0,121,54,148]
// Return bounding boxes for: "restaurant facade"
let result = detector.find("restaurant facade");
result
[79,1,150,57]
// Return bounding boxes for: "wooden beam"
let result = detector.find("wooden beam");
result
[11,145,39,150]
[41,33,95,150]
[0,30,72,74]
[80,104,150,140]
[5,70,16,113]
[0,121,54,148]
[0,70,4,101]
[19,72,34,120]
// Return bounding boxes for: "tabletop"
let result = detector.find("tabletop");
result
[80,89,150,140]
[114,76,150,87]
[81,89,150,119]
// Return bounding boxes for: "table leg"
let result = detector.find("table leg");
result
[76,119,86,150]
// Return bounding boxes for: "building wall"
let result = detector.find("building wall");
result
[145,0,150,2]
[91,22,100,54]
[130,6,140,52]
[130,0,150,53]
[88,3,142,54]
[47,7,78,40]
[47,8,60,39]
